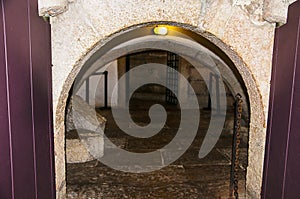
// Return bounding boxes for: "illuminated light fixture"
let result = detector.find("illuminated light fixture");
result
[153,26,168,35]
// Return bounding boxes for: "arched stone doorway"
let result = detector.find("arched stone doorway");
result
[54,23,266,198]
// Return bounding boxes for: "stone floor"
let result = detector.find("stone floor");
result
[66,98,248,199]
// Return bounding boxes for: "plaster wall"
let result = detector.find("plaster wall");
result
[39,0,294,198]
[77,61,118,108]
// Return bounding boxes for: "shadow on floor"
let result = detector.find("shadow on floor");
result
[66,99,248,199]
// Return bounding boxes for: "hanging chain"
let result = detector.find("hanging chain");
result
[230,94,243,199]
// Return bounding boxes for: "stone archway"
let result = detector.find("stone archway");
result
[53,22,267,198]
[40,1,297,199]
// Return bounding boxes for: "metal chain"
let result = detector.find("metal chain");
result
[230,94,243,199]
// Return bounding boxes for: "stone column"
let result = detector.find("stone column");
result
[117,57,127,108]
[38,0,68,17]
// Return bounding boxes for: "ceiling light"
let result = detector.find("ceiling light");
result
[153,26,168,35]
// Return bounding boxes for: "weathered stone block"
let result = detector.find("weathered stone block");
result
[38,0,68,16]
[66,134,104,163]
[66,95,106,163]
[66,95,106,132]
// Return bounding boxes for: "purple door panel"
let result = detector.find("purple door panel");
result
[0,0,55,198]
[0,1,13,198]
[262,1,300,199]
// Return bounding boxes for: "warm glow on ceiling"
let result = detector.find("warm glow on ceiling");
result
[153,26,168,35]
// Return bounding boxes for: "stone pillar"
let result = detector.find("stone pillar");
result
[178,57,189,108]
[117,57,127,108]
[38,0,68,17]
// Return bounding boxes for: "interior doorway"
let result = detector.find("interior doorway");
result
[64,29,250,198]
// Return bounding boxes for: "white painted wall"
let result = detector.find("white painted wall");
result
[76,61,118,108]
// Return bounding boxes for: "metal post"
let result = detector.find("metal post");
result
[216,74,220,114]
[207,72,213,109]
[86,71,109,109]
[86,77,90,103]
[125,55,130,104]
[103,71,108,109]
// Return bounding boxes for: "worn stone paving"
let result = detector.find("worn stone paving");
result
[66,99,248,198]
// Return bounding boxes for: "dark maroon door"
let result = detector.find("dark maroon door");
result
[0,0,55,198]
[262,1,300,199]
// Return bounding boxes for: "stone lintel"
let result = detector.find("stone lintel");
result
[38,0,68,17]
[38,0,296,26]
[263,0,297,24]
